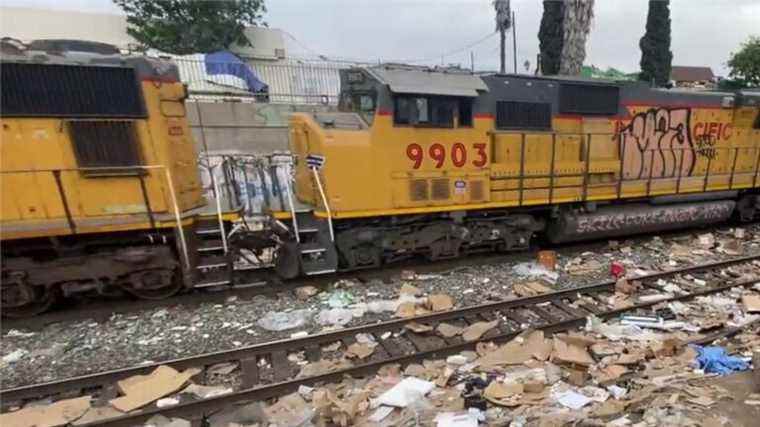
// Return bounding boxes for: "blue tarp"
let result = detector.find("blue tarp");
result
[692,345,750,375]
[204,51,268,93]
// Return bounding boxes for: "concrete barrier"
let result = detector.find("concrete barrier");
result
[187,100,335,154]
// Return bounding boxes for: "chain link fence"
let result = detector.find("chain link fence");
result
[173,56,372,105]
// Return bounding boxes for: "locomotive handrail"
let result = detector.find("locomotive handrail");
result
[0,165,191,271]
[489,131,760,206]
[311,166,335,241]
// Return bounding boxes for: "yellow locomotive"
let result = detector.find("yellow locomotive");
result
[283,65,760,275]
[2,48,760,316]
[0,43,275,316]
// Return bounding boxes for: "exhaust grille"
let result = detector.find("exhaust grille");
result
[409,179,428,201]
[431,179,450,200]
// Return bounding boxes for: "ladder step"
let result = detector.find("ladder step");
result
[194,280,232,288]
[298,228,319,234]
[301,248,326,255]
[196,228,222,235]
[198,239,225,252]
[197,255,228,269]
[304,269,337,275]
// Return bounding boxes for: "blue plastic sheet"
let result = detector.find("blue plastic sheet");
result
[204,51,268,93]
[691,345,749,375]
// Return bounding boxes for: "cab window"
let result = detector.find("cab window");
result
[339,91,376,125]
[394,95,471,128]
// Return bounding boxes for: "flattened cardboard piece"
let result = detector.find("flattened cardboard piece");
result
[1,396,91,427]
[742,294,760,313]
[110,366,200,412]
[461,320,499,342]
[476,339,533,368]
[525,330,553,361]
[428,294,454,312]
[405,322,433,333]
[552,338,595,366]
[346,343,376,359]
[395,302,416,318]
[436,323,463,338]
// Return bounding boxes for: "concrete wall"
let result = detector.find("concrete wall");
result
[186,101,335,154]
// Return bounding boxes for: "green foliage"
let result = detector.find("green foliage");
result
[639,0,673,86]
[538,0,564,75]
[728,36,760,86]
[112,0,266,55]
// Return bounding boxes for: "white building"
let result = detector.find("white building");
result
[0,6,357,104]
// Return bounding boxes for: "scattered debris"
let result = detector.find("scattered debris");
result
[110,366,200,412]
[376,377,435,407]
[0,396,91,427]
[295,286,320,300]
[461,320,499,342]
[257,309,313,331]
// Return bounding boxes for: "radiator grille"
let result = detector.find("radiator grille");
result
[409,179,428,201]
[69,121,142,172]
[470,180,485,201]
[431,179,450,200]
[1,62,146,118]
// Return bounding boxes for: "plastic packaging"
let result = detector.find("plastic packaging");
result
[692,345,750,375]
[256,309,313,331]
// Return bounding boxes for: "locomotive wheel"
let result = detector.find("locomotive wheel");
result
[1,284,58,318]
[123,268,181,300]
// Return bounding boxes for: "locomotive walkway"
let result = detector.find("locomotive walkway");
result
[2,254,760,426]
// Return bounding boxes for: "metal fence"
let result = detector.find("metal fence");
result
[173,57,368,105]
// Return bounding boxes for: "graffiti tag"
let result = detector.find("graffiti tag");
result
[619,108,695,179]
[576,203,734,234]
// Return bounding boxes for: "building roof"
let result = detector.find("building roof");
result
[366,66,488,97]
[671,66,715,82]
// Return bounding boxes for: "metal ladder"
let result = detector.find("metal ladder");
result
[194,162,232,288]
[290,167,338,276]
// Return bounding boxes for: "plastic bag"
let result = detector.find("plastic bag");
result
[692,345,749,375]
[257,309,313,331]
[326,290,355,308]
[316,308,354,326]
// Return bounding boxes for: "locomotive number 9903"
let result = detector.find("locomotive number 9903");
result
[406,143,488,169]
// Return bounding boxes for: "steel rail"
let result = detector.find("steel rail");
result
[2,254,759,425]
[80,273,760,427]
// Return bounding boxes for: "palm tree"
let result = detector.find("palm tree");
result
[493,0,511,74]
[559,0,595,75]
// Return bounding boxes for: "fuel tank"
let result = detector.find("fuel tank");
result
[546,200,736,244]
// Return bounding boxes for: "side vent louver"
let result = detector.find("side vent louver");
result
[409,179,428,201]
[470,180,484,201]
[431,179,450,200]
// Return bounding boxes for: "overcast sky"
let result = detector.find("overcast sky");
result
[5,0,759,75]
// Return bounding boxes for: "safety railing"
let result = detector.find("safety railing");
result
[0,165,190,270]
[173,57,352,105]
[490,131,760,206]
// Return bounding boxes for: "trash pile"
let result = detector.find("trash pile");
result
[255,282,760,426]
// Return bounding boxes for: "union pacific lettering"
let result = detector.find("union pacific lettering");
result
[693,122,732,141]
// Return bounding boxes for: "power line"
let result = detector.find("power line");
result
[281,28,498,66]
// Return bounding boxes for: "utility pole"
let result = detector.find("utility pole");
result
[512,10,517,73]
[500,28,506,74]
[494,0,511,75]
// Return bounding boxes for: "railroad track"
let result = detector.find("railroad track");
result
[3,254,760,426]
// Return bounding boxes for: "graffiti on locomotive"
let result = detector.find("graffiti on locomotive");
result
[617,107,733,180]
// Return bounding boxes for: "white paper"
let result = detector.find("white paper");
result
[376,377,435,407]
[556,390,592,410]
[369,405,394,422]
[434,411,479,427]
[607,385,628,400]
